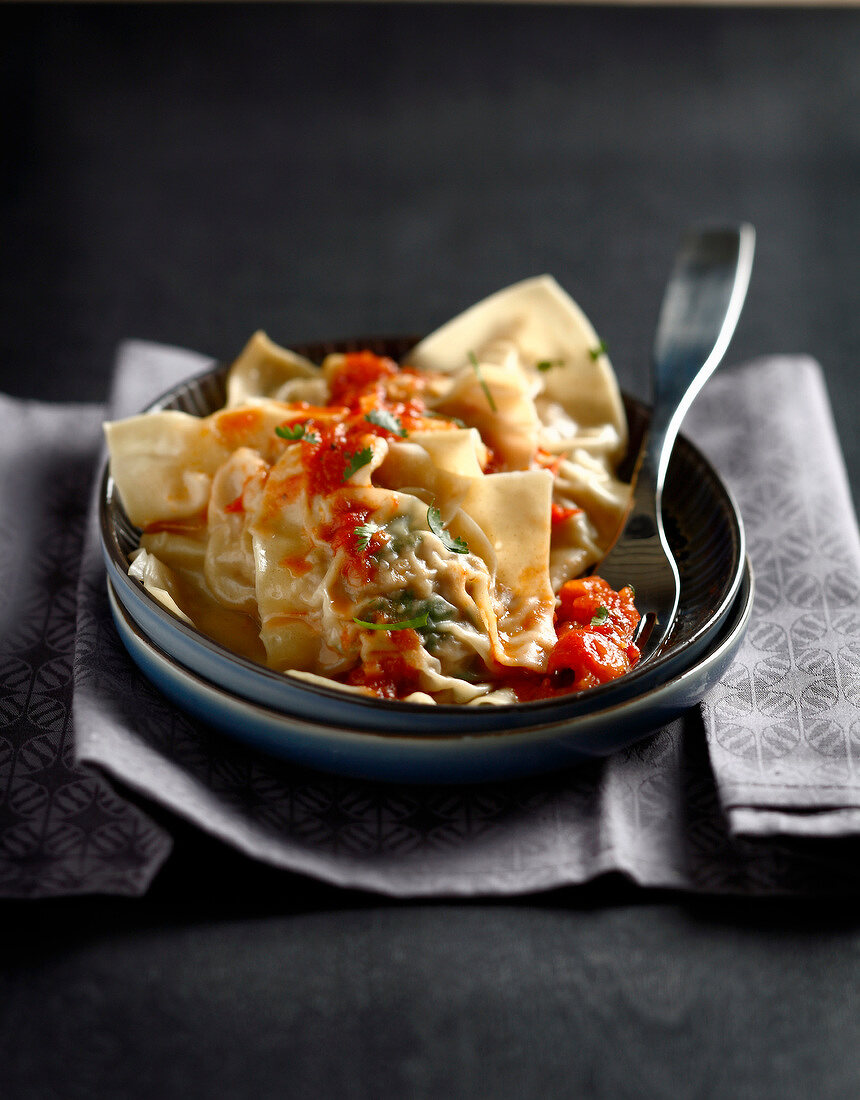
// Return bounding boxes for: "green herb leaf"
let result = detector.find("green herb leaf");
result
[468,350,498,413]
[588,340,608,361]
[358,589,457,650]
[354,520,384,553]
[342,447,374,481]
[590,606,609,626]
[427,503,469,554]
[275,423,320,443]
[536,358,565,372]
[365,409,407,437]
[353,610,430,632]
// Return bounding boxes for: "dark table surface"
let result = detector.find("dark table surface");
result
[3,5,860,1098]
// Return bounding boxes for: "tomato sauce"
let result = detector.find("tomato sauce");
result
[493,576,640,701]
[342,647,423,700]
[273,352,444,497]
[550,503,582,525]
[328,351,399,407]
[213,407,265,449]
[318,498,386,584]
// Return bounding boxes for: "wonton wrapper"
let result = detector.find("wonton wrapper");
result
[407,274,627,462]
[226,330,319,407]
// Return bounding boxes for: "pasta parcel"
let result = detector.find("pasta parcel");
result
[105,277,641,705]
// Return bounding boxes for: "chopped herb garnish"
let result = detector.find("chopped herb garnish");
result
[359,590,456,650]
[353,610,430,632]
[275,423,320,443]
[590,606,609,626]
[423,410,467,429]
[588,340,608,361]
[342,447,374,481]
[365,409,407,437]
[354,520,384,553]
[536,358,565,372]
[427,503,469,554]
[467,350,498,413]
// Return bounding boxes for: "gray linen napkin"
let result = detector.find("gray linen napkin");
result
[0,395,171,896]
[3,343,860,897]
[687,357,860,838]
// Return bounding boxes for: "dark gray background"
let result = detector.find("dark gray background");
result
[3,5,860,1098]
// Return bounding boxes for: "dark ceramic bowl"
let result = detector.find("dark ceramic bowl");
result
[107,562,753,783]
[101,337,746,737]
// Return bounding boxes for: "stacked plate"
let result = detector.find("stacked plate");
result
[100,339,753,784]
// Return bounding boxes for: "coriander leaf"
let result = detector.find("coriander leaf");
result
[275,423,319,443]
[468,350,498,413]
[590,606,609,626]
[355,520,384,553]
[359,589,456,651]
[536,358,565,372]
[342,447,374,481]
[353,610,430,631]
[588,340,608,361]
[427,503,469,554]
[275,424,303,440]
[365,408,407,437]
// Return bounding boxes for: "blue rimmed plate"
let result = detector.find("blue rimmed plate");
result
[107,558,752,784]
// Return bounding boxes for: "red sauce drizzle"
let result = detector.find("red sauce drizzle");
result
[328,351,399,407]
[278,556,309,577]
[551,503,582,525]
[342,647,423,700]
[301,420,354,497]
[276,353,440,497]
[318,498,386,585]
[214,408,264,448]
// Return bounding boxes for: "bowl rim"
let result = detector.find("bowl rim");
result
[99,345,746,723]
[107,557,754,746]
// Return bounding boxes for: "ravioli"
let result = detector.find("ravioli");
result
[106,277,639,704]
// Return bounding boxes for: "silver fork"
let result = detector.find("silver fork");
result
[597,224,756,661]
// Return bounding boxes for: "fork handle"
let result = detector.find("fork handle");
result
[647,224,756,493]
[597,225,755,651]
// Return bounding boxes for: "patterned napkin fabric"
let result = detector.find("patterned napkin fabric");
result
[1,343,859,898]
